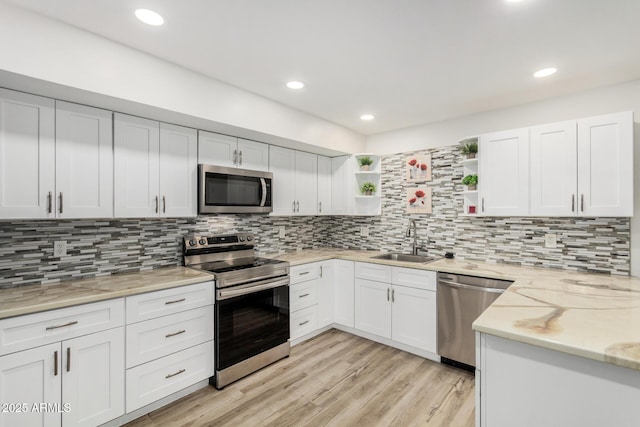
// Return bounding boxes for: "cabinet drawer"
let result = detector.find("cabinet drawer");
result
[355,262,392,283]
[126,281,214,323]
[290,263,319,284]
[290,306,318,340]
[126,306,214,368]
[290,280,318,312]
[126,340,214,413]
[0,299,124,356]
[391,267,437,291]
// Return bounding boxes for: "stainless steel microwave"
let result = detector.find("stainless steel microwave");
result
[198,164,273,214]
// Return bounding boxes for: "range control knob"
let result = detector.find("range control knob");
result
[199,239,207,245]
[239,236,246,242]
[188,239,197,246]
[246,235,253,241]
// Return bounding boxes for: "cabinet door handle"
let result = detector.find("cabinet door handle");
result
[387,288,390,301]
[59,192,63,214]
[581,194,584,212]
[299,320,309,326]
[318,201,322,213]
[47,192,52,214]
[239,150,243,166]
[165,298,186,305]
[165,329,186,338]
[296,201,300,213]
[299,271,309,276]
[233,149,238,165]
[571,194,575,212]
[165,368,186,379]
[155,196,159,214]
[292,201,296,213]
[299,293,310,298]
[320,265,323,278]
[163,196,166,213]
[392,289,395,303]
[481,197,485,213]
[66,347,71,372]
[46,320,78,330]
[54,351,58,376]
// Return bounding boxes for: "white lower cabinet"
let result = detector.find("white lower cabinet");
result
[354,263,437,354]
[290,306,318,340]
[0,304,125,427]
[317,261,335,328]
[333,260,355,328]
[124,282,215,414]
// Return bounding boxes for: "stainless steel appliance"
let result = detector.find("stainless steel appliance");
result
[183,233,289,389]
[437,273,512,369]
[198,164,272,214]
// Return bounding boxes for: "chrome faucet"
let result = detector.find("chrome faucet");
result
[406,219,419,255]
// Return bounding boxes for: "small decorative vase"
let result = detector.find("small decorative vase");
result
[467,153,477,159]
[467,184,477,191]
[360,165,370,171]
[364,190,373,196]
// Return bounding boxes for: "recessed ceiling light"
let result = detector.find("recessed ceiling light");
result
[506,0,524,3]
[534,67,557,78]
[360,114,375,121]
[135,9,164,26]
[286,81,304,90]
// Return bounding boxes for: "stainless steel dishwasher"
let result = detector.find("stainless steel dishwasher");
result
[437,272,512,369]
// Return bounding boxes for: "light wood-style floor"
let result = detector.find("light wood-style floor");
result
[125,330,475,427]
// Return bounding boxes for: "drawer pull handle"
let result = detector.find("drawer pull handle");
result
[166,369,186,379]
[54,351,58,376]
[298,271,310,276]
[165,330,186,338]
[66,347,71,372]
[165,298,186,305]
[299,293,310,298]
[46,320,78,330]
[299,320,309,326]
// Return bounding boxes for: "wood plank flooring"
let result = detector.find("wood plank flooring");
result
[125,330,475,427]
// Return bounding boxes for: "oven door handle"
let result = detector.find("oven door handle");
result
[260,178,267,207]
[217,277,289,300]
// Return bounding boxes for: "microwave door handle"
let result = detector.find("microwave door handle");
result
[260,178,267,207]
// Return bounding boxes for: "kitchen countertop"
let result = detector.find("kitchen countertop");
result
[0,267,214,320]
[274,249,640,372]
[3,248,640,373]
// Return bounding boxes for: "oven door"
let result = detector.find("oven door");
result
[199,164,272,214]
[215,278,289,371]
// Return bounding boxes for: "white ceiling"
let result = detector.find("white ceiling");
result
[5,0,640,135]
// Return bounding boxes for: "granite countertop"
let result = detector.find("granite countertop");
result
[274,249,640,372]
[0,267,214,319]
[3,248,640,373]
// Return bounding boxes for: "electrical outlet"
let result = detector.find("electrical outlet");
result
[544,234,557,249]
[360,226,369,237]
[53,240,67,257]
[279,226,285,239]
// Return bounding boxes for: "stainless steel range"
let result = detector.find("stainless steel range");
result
[183,233,290,389]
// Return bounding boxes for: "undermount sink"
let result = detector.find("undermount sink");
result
[371,253,437,263]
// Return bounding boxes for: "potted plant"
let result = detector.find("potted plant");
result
[359,156,374,171]
[460,140,478,159]
[462,174,478,191]
[360,181,377,196]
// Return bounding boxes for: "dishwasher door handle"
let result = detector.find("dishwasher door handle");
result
[438,279,506,294]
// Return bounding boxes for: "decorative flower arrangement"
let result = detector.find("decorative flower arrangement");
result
[462,174,478,190]
[360,181,377,196]
[358,156,374,171]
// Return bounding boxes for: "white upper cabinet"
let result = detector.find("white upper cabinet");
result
[577,112,633,216]
[479,128,530,216]
[237,138,269,171]
[198,131,268,171]
[56,101,113,219]
[269,146,318,216]
[115,115,197,218]
[530,121,577,216]
[0,89,55,219]
[114,114,160,218]
[159,123,198,217]
[317,155,332,216]
[331,156,351,215]
[529,112,633,217]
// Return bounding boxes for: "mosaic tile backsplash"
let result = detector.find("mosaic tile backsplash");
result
[0,144,630,288]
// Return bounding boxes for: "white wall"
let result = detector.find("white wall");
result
[367,79,640,277]
[0,2,365,155]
